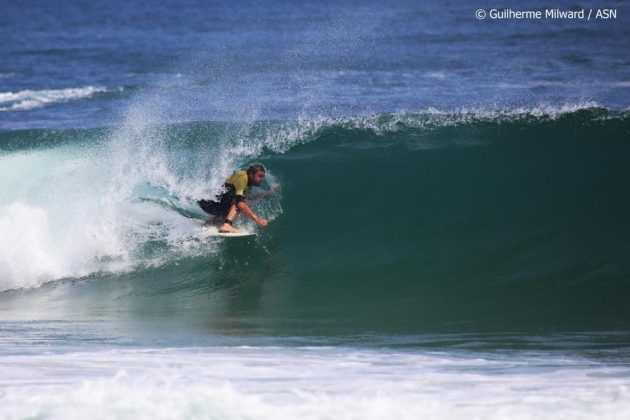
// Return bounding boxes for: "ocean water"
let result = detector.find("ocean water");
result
[1,0,630,418]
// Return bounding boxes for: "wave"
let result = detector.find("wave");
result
[3,346,630,419]
[1,106,629,331]
[0,86,121,111]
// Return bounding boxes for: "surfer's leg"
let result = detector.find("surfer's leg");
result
[198,199,219,215]
[198,199,223,227]
[219,203,240,233]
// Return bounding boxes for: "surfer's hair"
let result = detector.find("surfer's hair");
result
[248,163,266,174]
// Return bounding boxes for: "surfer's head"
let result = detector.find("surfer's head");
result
[247,163,266,186]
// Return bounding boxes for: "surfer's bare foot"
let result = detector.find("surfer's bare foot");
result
[201,218,217,231]
[219,223,240,233]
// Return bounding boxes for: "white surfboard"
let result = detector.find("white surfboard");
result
[198,220,257,238]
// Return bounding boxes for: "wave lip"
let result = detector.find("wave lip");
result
[0,86,117,112]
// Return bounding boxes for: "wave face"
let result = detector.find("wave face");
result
[1,106,629,332]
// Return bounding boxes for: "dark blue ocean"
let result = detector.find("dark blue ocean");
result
[1,0,630,418]
[2,0,628,130]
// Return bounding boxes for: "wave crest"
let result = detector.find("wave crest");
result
[0,86,120,112]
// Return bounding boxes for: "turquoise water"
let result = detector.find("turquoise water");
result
[2,109,629,335]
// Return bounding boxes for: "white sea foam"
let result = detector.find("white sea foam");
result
[423,71,447,79]
[0,346,628,419]
[0,142,220,291]
[0,86,116,111]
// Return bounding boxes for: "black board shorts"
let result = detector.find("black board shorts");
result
[198,184,240,217]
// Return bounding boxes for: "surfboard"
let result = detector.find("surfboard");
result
[197,220,257,238]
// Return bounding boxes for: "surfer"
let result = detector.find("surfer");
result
[197,163,274,233]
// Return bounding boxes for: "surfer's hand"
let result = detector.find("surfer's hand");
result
[257,218,269,228]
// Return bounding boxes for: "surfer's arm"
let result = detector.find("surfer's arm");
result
[236,200,268,227]
[246,184,281,201]
[247,191,273,201]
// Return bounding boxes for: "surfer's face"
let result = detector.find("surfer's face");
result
[250,170,265,186]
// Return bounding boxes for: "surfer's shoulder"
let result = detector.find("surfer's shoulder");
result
[226,169,247,183]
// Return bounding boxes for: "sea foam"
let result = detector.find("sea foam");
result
[0,86,117,111]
